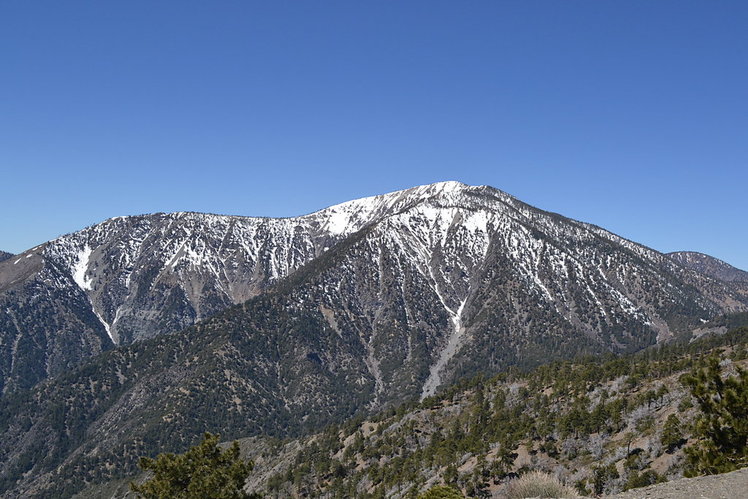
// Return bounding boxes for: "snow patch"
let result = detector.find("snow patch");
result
[463,210,489,234]
[326,211,351,235]
[72,246,94,290]
[93,308,115,343]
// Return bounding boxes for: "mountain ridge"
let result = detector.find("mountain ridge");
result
[668,251,748,283]
[1,182,746,397]
[1,182,747,497]
[0,181,583,395]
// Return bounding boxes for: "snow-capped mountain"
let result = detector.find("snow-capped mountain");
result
[27,181,483,347]
[0,181,464,393]
[1,181,748,497]
[0,181,745,397]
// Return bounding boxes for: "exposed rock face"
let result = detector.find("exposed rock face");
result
[0,251,12,263]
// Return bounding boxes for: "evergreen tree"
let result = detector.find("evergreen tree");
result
[130,432,259,498]
[591,463,619,495]
[682,357,748,476]
[417,484,465,498]
[660,414,685,453]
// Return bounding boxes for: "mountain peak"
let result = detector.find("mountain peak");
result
[2,181,748,497]
[411,179,468,193]
[308,181,474,236]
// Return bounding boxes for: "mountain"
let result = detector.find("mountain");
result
[0,251,12,263]
[1,182,747,497]
[668,251,748,283]
[0,182,488,394]
[1,182,746,397]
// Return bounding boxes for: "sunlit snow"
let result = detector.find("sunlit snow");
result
[72,246,93,290]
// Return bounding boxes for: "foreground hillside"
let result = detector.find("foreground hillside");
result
[231,324,747,498]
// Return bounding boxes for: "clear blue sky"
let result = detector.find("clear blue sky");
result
[1,1,746,270]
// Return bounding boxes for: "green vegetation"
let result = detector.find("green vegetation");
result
[4,316,747,498]
[660,414,685,452]
[682,355,748,476]
[591,464,619,495]
[130,433,258,499]
[417,484,465,498]
[623,469,664,490]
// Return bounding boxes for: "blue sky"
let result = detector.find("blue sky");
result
[2,1,747,269]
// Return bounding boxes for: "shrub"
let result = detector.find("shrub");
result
[624,469,664,490]
[130,432,258,499]
[417,484,465,498]
[506,470,580,498]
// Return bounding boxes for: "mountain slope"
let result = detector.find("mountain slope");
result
[0,249,114,394]
[668,251,748,283]
[0,251,12,263]
[0,182,483,394]
[2,182,746,397]
[75,324,748,499]
[239,326,748,498]
[1,183,747,497]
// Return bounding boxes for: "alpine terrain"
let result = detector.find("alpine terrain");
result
[668,251,748,283]
[0,181,746,497]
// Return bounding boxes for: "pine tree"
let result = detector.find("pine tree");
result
[130,432,259,498]
[682,357,748,476]
[660,414,684,453]
[417,484,465,498]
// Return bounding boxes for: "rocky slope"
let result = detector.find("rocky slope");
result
[1,183,747,497]
[0,182,495,394]
[0,251,12,263]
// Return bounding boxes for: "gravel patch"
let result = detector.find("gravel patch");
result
[607,467,748,499]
